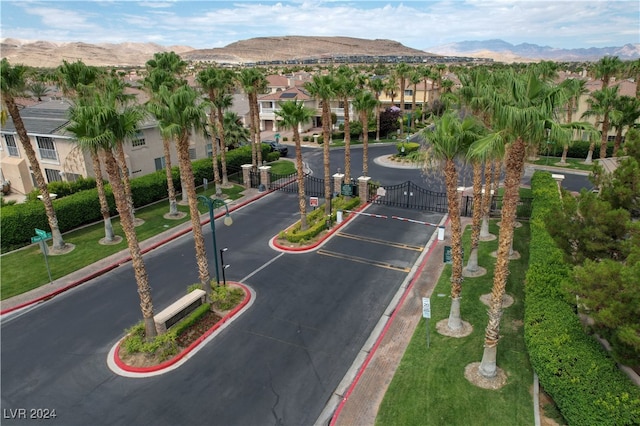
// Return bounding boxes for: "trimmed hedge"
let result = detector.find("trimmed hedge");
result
[0,146,262,252]
[544,140,615,158]
[525,171,640,426]
[396,142,420,155]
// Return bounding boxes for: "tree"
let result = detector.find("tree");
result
[352,90,378,178]
[409,69,422,130]
[148,85,213,298]
[334,66,357,183]
[69,91,156,339]
[592,56,623,89]
[469,68,579,379]
[143,51,187,217]
[395,62,411,135]
[581,86,620,161]
[423,112,481,331]
[223,111,250,149]
[559,78,588,164]
[275,100,315,231]
[1,59,68,251]
[237,68,265,169]
[305,74,336,215]
[367,75,385,141]
[56,60,117,242]
[609,95,640,157]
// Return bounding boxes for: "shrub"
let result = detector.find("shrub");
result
[210,284,244,311]
[396,142,420,155]
[525,171,640,426]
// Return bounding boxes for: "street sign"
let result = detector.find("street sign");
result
[310,196,319,207]
[422,297,431,318]
[341,183,353,196]
[376,187,386,197]
[35,228,48,238]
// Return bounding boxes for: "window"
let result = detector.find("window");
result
[44,168,62,183]
[64,172,82,182]
[189,148,197,160]
[404,89,413,96]
[206,143,213,158]
[154,157,166,171]
[5,135,19,157]
[36,136,57,161]
[131,131,146,147]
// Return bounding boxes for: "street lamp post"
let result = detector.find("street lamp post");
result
[219,247,229,286]
[196,195,233,286]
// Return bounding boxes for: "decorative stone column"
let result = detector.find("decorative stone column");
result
[333,173,345,196]
[358,176,371,204]
[241,164,252,188]
[259,165,272,190]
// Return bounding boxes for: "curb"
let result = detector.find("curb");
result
[108,282,254,377]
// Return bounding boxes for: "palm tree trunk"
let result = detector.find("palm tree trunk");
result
[479,138,526,378]
[375,94,381,142]
[103,148,156,339]
[115,142,136,221]
[5,95,66,250]
[294,127,308,231]
[92,152,115,242]
[323,103,332,216]
[163,137,179,216]
[612,128,623,157]
[465,161,483,272]
[343,97,351,183]
[444,160,463,330]
[253,91,263,167]
[599,114,610,159]
[248,95,258,169]
[479,160,493,239]
[209,115,221,193]
[176,133,211,297]
[585,141,595,164]
[560,144,569,165]
[216,107,230,186]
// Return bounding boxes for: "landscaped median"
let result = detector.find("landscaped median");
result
[108,282,254,377]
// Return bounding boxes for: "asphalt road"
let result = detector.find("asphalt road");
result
[0,144,591,425]
[1,178,441,426]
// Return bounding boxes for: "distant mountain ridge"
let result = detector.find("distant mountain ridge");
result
[427,39,640,61]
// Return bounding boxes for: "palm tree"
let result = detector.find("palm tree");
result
[423,112,481,331]
[352,90,378,178]
[275,100,315,231]
[582,85,620,161]
[610,95,640,157]
[143,52,187,217]
[469,69,583,379]
[559,78,588,164]
[421,66,436,122]
[223,111,250,148]
[334,66,357,183]
[592,56,623,88]
[395,63,411,135]
[28,81,50,101]
[305,74,336,216]
[56,60,118,242]
[148,85,213,297]
[197,67,235,188]
[367,76,385,141]
[409,69,422,131]
[1,59,68,251]
[69,92,156,339]
[384,73,398,108]
[237,68,263,169]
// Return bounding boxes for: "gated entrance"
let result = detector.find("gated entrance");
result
[369,181,448,213]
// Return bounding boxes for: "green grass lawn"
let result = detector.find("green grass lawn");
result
[376,221,534,426]
[0,184,246,300]
[530,156,594,171]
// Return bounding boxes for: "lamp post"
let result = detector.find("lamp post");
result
[196,195,233,286]
[220,247,229,286]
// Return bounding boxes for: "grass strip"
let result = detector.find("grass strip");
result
[376,221,534,426]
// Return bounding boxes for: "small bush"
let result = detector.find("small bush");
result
[210,284,244,312]
[280,196,360,243]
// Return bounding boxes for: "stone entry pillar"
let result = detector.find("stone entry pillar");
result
[259,165,272,190]
[241,164,252,188]
[358,176,371,204]
[551,173,565,198]
[333,173,345,196]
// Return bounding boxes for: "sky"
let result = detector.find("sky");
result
[1,0,638,51]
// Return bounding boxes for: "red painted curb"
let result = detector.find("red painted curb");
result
[271,201,371,253]
[329,216,451,426]
[0,191,271,316]
[113,282,252,373]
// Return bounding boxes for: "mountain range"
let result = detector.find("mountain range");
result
[1,36,638,68]
[427,39,640,62]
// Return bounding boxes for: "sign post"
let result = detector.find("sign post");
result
[422,297,431,348]
[32,229,53,283]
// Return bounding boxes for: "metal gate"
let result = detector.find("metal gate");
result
[370,181,448,213]
[269,172,325,198]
